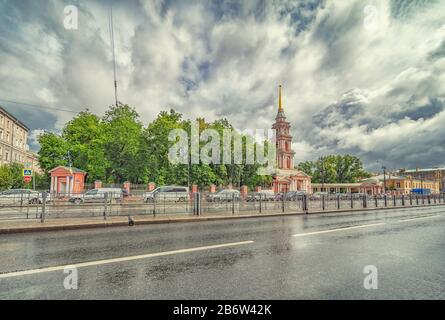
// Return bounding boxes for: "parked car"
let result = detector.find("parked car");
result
[143,186,189,203]
[285,191,307,201]
[0,189,45,205]
[207,189,240,202]
[246,190,276,202]
[310,192,328,200]
[69,188,123,205]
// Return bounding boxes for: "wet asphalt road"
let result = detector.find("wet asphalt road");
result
[1,206,445,299]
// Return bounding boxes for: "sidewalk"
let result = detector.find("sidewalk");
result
[0,203,444,235]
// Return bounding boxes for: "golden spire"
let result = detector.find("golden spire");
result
[278,84,283,112]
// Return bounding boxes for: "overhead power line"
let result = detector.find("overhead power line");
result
[0,98,80,114]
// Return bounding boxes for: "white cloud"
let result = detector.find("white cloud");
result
[1,0,445,170]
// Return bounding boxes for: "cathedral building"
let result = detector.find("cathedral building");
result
[272,85,312,193]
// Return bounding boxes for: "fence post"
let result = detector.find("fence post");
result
[26,193,30,219]
[232,193,235,215]
[193,192,201,216]
[259,194,262,214]
[303,194,308,214]
[153,193,157,217]
[20,192,24,213]
[40,192,47,223]
[282,194,285,213]
[103,192,108,220]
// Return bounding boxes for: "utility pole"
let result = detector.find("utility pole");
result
[109,4,118,107]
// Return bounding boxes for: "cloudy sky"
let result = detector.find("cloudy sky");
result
[1,0,445,171]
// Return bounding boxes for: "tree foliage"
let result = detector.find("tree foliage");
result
[297,155,371,183]
[37,105,272,189]
[0,163,49,191]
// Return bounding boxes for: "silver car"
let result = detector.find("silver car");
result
[0,189,43,205]
[207,189,241,202]
[144,186,189,203]
[69,188,123,205]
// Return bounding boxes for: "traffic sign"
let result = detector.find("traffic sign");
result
[23,169,33,176]
[24,176,32,183]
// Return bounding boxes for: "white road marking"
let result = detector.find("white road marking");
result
[0,240,254,279]
[398,215,440,223]
[292,222,386,237]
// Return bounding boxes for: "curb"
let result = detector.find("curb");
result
[0,204,444,235]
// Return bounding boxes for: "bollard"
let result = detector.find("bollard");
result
[410,194,413,206]
[363,195,367,208]
[393,195,396,207]
[374,195,378,208]
[350,194,353,209]
[416,195,419,205]
[40,192,47,223]
[422,194,425,205]
[384,194,387,207]
[402,195,405,206]
[322,195,325,210]
[337,195,340,210]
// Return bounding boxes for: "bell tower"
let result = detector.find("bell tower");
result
[272,85,295,170]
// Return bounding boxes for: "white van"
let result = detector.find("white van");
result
[143,186,189,203]
[69,188,123,205]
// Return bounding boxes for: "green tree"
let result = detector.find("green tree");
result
[298,154,371,183]
[103,103,146,183]
[37,132,69,173]
[62,111,109,182]
[0,165,13,190]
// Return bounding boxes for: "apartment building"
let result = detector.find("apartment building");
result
[0,106,40,172]
[398,167,445,193]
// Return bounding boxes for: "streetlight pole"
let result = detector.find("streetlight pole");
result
[320,156,325,193]
[382,166,387,194]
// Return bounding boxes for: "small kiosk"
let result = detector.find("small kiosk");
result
[49,166,86,195]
